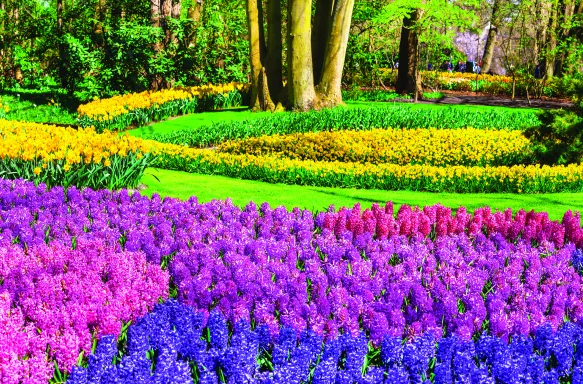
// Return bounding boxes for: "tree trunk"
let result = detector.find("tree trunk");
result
[57,0,67,90]
[187,0,203,48]
[554,0,575,76]
[266,0,283,106]
[317,0,355,106]
[312,0,333,84]
[287,0,317,111]
[545,0,559,78]
[396,10,422,99]
[246,0,274,111]
[481,0,503,74]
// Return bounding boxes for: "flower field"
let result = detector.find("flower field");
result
[77,83,250,132]
[0,178,582,382]
[0,120,157,189]
[216,128,531,166]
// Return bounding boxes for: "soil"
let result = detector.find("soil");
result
[422,90,574,110]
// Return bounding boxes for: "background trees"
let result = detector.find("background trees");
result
[0,0,580,104]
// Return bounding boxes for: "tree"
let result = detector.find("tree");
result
[245,0,355,111]
[377,0,478,100]
[481,0,505,73]
[395,9,422,99]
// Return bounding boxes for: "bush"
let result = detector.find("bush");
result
[525,109,583,165]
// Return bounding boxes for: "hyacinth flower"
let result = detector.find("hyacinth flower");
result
[70,300,583,384]
[0,292,52,384]
[0,239,169,373]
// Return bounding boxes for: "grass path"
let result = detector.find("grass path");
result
[140,168,583,220]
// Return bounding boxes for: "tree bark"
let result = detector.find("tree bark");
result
[187,0,203,48]
[266,0,283,106]
[396,10,422,99]
[318,0,355,106]
[312,0,334,84]
[545,0,559,77]
[246,0,274,111]
[481,0,503,74]
[287,0,317,111]
[57,0,67,89]
[554,0,575,76]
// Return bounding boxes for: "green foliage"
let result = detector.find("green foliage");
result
[148,105,540,147]
[0,94,77,125]
[341,88,444,101]
[0,153,151,190]
[524,110,583,166]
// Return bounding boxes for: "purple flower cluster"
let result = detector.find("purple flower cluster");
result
[172,226,583,342]
[1,178,583,381]
[0,240,169,374]
[69,300,583,384]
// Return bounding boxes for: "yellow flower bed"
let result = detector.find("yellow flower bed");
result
[78,82,249,122]
[0,120,157,189]
[0,120,154,166]
[150,142,583,193]
[216,128,530,167]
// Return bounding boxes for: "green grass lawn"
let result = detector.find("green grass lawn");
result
[130,101,541,137]
[140,168,583,220]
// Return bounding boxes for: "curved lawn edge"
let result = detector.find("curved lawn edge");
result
[139,168,583,220]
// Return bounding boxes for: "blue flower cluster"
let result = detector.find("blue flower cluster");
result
[68,300,583,384]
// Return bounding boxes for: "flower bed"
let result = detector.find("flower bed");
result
[69,300,583,383]
[154,147,583,193]
[149,105,539,148]
[77,82,250,132]
[0,179,582,381]
[0,120,158,189]
[0,239,169,381]
[217,128,531,167]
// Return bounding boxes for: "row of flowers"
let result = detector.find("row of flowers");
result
[154,147,583,193]
[0,179,582,381]
[76,82,250,131]
[2,119,583,193]
[68,299,583,384]
[216,127,531,167]
[0,120,156,189]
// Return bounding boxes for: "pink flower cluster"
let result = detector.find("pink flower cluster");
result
[0,240,169,375]
[0,292,51,383]
[320,203,574,248]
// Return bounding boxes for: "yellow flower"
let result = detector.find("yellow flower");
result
[33,167,41,175]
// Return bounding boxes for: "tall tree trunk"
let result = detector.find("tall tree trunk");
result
[172,0,181,19]
[545,0,559,77]
[396,10,422,99]
[161,0,173,46]
[246,0,274,111]
[555,0,575,76]
[266,0,283,106]
[287,0,316,111]
[57,0,67,90]
[317,0,355,106]
[312,0,333,84]
[187,0,203,47]
[151,0,163,89]
[93,0,105,47]
[481,0,503,74]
